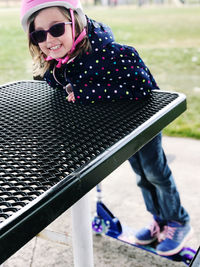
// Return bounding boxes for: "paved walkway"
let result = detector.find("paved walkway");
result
[3,137,200,267]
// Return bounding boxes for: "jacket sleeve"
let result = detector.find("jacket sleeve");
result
[43,69,64,90]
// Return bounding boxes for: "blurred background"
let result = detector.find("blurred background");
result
[0,0,199,139]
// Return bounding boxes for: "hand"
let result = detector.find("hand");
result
[67,92,75,103]
[66,84,73,94]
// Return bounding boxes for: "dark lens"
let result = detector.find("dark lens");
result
[30,23,66,44]
[31,30,47,44]
[49,23,65,37]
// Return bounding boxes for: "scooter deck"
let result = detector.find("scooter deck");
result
[106,224,195,265]
[92,201,196,266]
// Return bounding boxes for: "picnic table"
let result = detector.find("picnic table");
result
[0,81,186,266]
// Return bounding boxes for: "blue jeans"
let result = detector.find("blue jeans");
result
[128,133,190,223]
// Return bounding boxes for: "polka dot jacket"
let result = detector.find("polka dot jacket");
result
[44,17,159,104]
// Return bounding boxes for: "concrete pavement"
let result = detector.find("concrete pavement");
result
[3,136,200,267]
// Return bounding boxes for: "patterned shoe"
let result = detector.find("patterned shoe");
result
[156,221,193,256]
[135,217,164,245]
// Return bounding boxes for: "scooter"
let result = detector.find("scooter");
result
[92,184,196,266]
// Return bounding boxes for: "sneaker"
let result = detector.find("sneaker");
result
[156,221,193,256]
[135,216,164,245]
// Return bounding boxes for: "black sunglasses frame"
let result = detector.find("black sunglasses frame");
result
[30,22,72,45]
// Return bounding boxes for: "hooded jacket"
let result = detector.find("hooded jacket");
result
[44,17,159,104]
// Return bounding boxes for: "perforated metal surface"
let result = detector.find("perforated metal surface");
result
[0,81,186,263]
[0,81,182,224]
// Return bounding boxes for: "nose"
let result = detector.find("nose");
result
[46,32,55,42]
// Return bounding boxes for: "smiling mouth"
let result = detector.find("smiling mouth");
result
[49,44,61,50]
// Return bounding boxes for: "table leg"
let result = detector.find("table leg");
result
[71,193,94,267]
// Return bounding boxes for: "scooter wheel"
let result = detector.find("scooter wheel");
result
[92,216,107,234]
[180,247,196,265]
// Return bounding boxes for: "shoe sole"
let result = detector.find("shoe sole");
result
[156,227,194,256]
[135,236,157,245]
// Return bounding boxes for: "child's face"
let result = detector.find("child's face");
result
[34,7,73,59]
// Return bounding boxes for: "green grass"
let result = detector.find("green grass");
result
[0,6,200,138]
[0,8,32,82]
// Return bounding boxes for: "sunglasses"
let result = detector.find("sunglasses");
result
[30,22,72,44]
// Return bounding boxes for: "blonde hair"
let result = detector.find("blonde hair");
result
[28,7,91,77]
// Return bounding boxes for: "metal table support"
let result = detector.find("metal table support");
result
[0,81,186,265]
[71,194,94,267]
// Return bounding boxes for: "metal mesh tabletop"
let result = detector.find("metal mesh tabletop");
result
[0,81,186,263]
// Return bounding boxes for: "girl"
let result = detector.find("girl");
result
[20,0,192,256]
[21,0,159,104]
